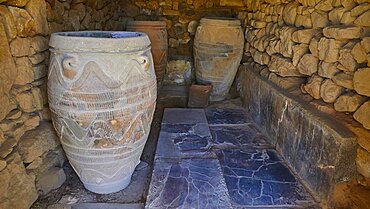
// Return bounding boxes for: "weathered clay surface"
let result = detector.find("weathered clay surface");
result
[127,21,168,86]
[48,31,157,194]
[194,18,244,101]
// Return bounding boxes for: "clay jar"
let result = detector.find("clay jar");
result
[47,31,157,194]
[126,21,168,86]
[194,18,244,101]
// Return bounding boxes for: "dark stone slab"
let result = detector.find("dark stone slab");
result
[156,123,214,158]
[72,203,143,209]
[238,65,358,204]
[206,108,250,125]
[216,149,316,208]
[162,108,208,124]
[146,158,232,209]
[209,125,272,149]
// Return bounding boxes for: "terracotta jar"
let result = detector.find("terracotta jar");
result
[194,18,244,101]
[48,31,157,194]
[126,21,168,86]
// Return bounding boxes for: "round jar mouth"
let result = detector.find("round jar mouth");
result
[55,31,143,38]
[200,17,241,27]
[49,31,151,52]
[126,21,167,28]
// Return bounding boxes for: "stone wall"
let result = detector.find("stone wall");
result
[243,0,370,129]
[242,0,370,183]
[0,0,125,208]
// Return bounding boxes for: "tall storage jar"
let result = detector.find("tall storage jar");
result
[194,18,244,101]
[126,21,168,86]
[47,31,157,194]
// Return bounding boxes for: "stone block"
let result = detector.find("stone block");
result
[238,65,357,205]
[187,84,212,108]
[18,122,60,163]
[354,101,370,130]
[353,68,370,97]
[162,108,207,124]
[37,167,66,194]
[0,153,38,209]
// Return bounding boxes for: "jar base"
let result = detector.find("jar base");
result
[83,175,132,194]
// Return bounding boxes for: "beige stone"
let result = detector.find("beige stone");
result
[18,122,60,163]
[292,29,319,44]
[0,5,17,39]
[338,48,357,72]
[311,10,329,28]
[24,115,40,131]
[334,92,366,112]
[318,38,343,63]
[37,167,66,194]
[304,74,323,99]
[292,44,309,66]
[25,0,49,35]
[320,79,344,103]
[8,6,34,37]
[268,55,301,77]
[0,153,38,209]
[315,0,333,11]
[351,3,370,17]
[309,37,319,57]
[14,57,34,85]
[351,42,367,64]
[354,101,370,130]
[354,68,370,96]
[16,92,34,112]
[10,37,32,57]
[357,148,370,177]
[341,0,357,9]
[0,22,17,121]
[329,7,347,23]
[283,1,299,25]
[268,73,305,90]
[333,72,354,89]
[340,11,357,24]
[0,160,6,171]
[279,26,296,58]
[3,0,30,7]
[354,10,370,27]
[323,26,364,40]
[361,37,370,53]
[295,14,312,28]
[253,51,270,65]
[297,54,319,76]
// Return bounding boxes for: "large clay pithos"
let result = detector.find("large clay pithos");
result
[126,21,168,86]
[47,31,157,194]
[194,18,244,101]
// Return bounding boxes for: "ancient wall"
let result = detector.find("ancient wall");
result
[0,0,126,208]
[241,0,370,190]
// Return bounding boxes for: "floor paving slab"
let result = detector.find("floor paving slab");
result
[162,108,208,124]
[216,149,316,208]
[156,123,215,159]
[206,108,251,125]
[146,158,232,209]
[209,124,273,150]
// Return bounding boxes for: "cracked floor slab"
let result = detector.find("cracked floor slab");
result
[206,108,251,125]
[146,158,232,209]
[216,149,316,208]
[156,123,215,158]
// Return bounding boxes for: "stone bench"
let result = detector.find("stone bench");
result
[237,64,358,206]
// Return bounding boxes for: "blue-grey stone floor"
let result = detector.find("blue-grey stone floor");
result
[146,103,319,209]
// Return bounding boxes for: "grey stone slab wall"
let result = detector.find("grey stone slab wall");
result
[238,64,358,205]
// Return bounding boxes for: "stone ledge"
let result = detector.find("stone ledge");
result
[237,64,358,205]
